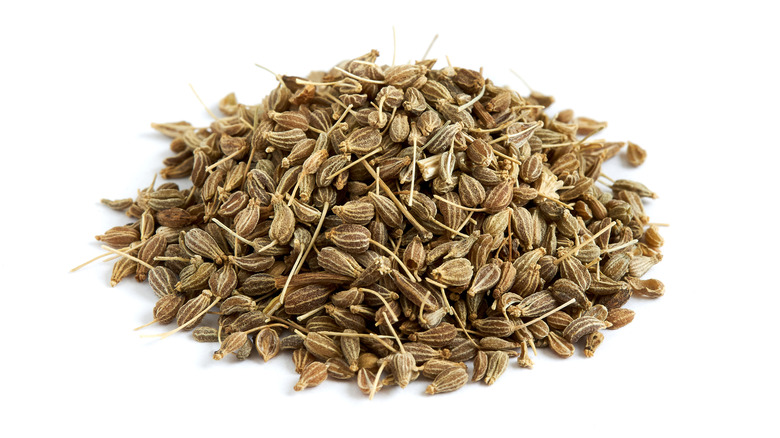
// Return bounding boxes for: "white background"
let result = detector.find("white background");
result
[1,1,778,436]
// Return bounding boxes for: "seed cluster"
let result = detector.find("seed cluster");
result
[90,49,664,396]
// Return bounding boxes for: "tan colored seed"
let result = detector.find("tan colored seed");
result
[426,366,468,395]
[563,316,606,343]
[294,361,328,391]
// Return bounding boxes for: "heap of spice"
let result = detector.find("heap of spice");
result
[87,49,664,397]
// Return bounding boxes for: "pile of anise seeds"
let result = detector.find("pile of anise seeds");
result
[93,49,664,397]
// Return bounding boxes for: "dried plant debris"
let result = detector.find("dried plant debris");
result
[81,48,664,396]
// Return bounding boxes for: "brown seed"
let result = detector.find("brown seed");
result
[483,180,514,214]
[325,224,371,254]
[294,361,328,391]
[284,284,333,315]
[484,351,509,385]
[430,258,474,287]
[333,200,375,225]
[472,350,488,382]
[303,332,341,361]
[563,316,606,343]
[606,308,635,329]
[584,331,604,357]
[426,366,468,395]
[213,331,248,360]
[548,331,575,358]
[255,327,281,362]
[626,141,647,167]
[408,323,457,348]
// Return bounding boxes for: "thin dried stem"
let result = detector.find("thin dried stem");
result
[422,34,439,61]
[391,26,397,66]
[369,239,417,282]
[489,121,543,144]
[369,360,387,400]
[382,312,405,354]
[515,299,575,330]
[280,201,329,304]
[99,245,154,270]
[142,297,222,340]
[361,161,432,240]
[427,217,468,238]
[408,137,418,207]
[330,150,380,178]
[296,305,326,321]
[601,239,639,254]
[555,221,615,265]
[457,83,486,112]
[455,210,475,234]
[189,84,219,121]
[509,69,534,92]
[317,331,395,340]
[333,66,385,85]
[211,218,257,248]
[492,149,523,165]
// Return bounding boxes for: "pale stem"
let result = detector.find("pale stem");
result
[243,323,290,336]
[428,217,469,238]
[317,331,395,339]
[331,150,377,177]
[489,121,543,144]
[99,245,154,270]
[254,63,283,84]
[599,172,615,183]
[422,34,439,61]
[287,178,300,206]
[509,69,534,92]
[424,278,449,290]
[537,194,574,210]
[420,120,452,152]
[468,109,545,133]
[132,319,158,331]
[154,256,191,263]
[71,249,122,272]
[357,288,397,324]
[369,360,387,400]
[296,305,326,322]
[457,83,486,112]
[270,315,308,334]
[189,84,219,121]
[492,149,523,165]
[408,138,418,207]
[433,194,486,212]
[507,207,514,263]
[207,148,243,172]
[382,312,405,354]
[361,161,432,240]
[647,223,670,227]
[418,290,431,324]
[295,78,345,87]
[333,66,385,84]
[369,239,417,282]
[555,221,616,265]
[370,333,398,353]
[454,210,475,234]
[380,105,397,136]
[280,202,330,304]
[446,55,452,68]
[211,218,257,249]
[601,239,638,254]
[243,145,257,180]
[391,26,397,66]
[515,298,575,330]
[438,286,452,314]
[142,297,222,339]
